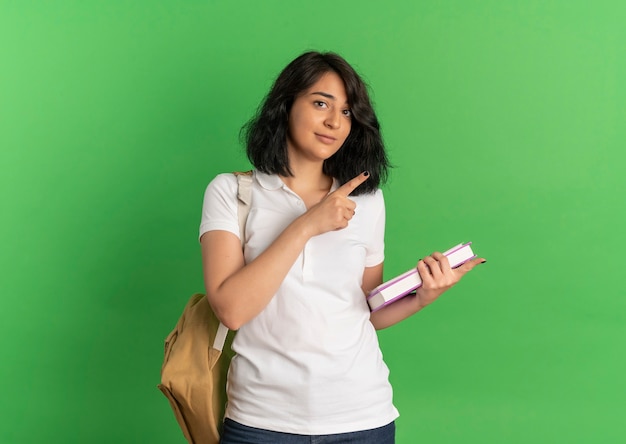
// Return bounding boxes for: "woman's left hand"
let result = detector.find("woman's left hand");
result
[415,253,486,308]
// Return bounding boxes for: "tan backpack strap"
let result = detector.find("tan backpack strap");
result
[234,171,253,242]
[212,170,253,351]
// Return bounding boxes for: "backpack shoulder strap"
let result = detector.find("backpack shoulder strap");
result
[234,170,253,242]
[213,170,253,351]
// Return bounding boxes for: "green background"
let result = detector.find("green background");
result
[2,1,624,443]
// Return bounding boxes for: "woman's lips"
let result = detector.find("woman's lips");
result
[315,133,336,144]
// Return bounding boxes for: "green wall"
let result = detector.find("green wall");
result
[2,1,624,443]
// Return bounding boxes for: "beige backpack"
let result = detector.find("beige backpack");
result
[158,171,252,444]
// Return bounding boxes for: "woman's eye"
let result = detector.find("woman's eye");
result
[314,101,327,108]
[343,109,352,117]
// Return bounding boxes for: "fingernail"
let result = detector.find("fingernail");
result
[481,260,487,264]
[363,171,370,177]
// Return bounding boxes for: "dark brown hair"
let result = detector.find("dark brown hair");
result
[241,51,389,195]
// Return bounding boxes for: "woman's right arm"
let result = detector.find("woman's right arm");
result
[201,172,370,330]
[201,217,311,330]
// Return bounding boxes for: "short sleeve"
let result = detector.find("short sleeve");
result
[199,173,240,242]
[364,189,386,267]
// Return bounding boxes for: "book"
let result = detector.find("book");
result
[367,242,477,312]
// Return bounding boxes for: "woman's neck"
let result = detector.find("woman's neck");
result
[279,163,333,209]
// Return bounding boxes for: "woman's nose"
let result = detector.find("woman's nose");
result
[324,110,340,129]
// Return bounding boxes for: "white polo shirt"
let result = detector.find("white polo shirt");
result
[199,170,399,434]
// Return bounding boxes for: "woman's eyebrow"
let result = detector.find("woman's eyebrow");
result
[310,91,349,105]
[311,91,336,100]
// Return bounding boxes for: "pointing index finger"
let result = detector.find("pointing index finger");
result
[335,171,370,197]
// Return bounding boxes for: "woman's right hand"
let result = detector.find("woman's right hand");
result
[301,171,370,236]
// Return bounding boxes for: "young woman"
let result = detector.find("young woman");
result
[199,51,485,444]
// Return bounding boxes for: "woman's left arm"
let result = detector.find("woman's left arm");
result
[365,253,486,330]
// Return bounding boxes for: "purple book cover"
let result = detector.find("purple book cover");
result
[367,242,476,312]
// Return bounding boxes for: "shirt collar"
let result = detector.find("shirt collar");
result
[254,170,340,193]
[254,170,284,190]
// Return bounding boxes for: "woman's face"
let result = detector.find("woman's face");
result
[286,71,352,165]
